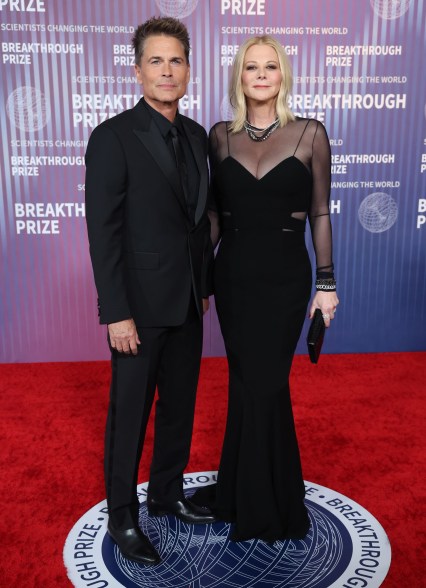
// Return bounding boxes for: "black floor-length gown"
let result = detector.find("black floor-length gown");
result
[198,118,333,542]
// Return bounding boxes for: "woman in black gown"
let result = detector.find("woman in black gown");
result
[201,36,339,542]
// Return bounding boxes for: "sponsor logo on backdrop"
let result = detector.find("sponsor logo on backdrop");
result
[221,0,266,15]
[64,472,391,588]
[10,139,86,148]
[294,76,407,85]
[417,199,426,229]
[290,94,406,122]
[10,154,84,177]
[370,0,413,19]
[358,192,398,233]
[332,180,399,189]
[155,0,199,19]
[290,94,406,110]
[72,76,119,85]
[221,44,298,66]
[325,45,402,68]
[0,0,45,12]
[113,44,133,67]
[0,24,134,33]
[330,200,341,214]
[331,153,396,175]
[221,26,348,36]
[72,93,200,127]
[72,94,139,127]
[2,42,83,65]
[14,201,85,235]
[179,94,200,111]
[6,86,49,132]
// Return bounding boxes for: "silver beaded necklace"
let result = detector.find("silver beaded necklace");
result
[244,117,280,142]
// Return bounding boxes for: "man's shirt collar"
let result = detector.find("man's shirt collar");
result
[141,97,183,137]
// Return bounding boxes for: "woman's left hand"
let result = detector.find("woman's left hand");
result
[309,291,340,328]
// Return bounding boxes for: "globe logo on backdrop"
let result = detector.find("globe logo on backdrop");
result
[155,0,199,18]
[6,86,49,132]
[220,95,234,121]
[358,192,398,233]
[370,0,413,19]
[64,472,391,587]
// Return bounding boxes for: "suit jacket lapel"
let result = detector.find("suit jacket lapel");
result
[181,120,208,226]
[132,101,189,220]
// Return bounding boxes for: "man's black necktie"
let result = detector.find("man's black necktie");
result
[170,125,189,206]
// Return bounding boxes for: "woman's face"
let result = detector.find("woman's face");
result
[241,44,282,105]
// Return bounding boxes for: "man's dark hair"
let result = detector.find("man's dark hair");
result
[132,16,190,65]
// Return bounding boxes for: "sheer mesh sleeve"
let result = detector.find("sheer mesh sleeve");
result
[308,122,334,278]
[208,123,227,248]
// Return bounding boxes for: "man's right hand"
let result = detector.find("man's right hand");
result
[108,319,140,355]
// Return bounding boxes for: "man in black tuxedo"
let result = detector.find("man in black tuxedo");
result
[85,17,214,566]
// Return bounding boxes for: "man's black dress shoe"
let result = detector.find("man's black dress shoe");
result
[107,522,161,565]
[147,497,216,524]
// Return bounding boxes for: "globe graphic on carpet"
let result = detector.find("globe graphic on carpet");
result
[6,86,49,132]
[155,0,199,18]
[64,475,391,587]
[358,192,398,233]
[102,490,352,588]
[370,0,413,19]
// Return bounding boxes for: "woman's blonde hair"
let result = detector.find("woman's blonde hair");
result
[228,35,295,133]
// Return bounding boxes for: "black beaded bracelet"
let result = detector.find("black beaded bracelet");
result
[316,278,337,291]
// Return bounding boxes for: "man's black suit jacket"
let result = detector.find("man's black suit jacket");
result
[85,98,212,327]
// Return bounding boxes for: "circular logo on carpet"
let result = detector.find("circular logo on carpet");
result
[64,472,391,587]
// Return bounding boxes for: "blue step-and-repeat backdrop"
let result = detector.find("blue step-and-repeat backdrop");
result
[0,0,425,362]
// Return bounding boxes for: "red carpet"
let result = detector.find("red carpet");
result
[0,353,425,586]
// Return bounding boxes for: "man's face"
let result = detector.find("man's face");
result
[135,34,190,110]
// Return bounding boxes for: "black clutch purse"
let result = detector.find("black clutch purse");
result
[307,309,325,364]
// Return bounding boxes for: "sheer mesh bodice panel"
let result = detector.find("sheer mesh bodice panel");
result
[208,118,334,274]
